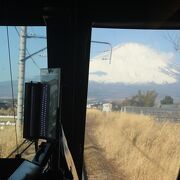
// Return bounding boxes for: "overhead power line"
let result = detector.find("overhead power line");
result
[91,40,112,64]
[14,26,40,69]
[6,26,19,154]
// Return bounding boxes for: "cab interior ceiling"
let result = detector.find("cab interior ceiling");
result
[0,1,180,28]
[0,1,180,178]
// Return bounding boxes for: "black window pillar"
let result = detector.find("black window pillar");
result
[46,9,91,178]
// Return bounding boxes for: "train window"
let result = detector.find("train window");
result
[0,26,47,159]
[84,28,180,179]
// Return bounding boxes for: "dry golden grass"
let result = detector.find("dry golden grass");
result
[0,126,36,159]
[0,107,16,116]
[86,109,180,180]
[0,126,17,157]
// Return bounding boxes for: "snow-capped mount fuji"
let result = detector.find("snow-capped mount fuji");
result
[89,43,180,84]
[88,43,180,101]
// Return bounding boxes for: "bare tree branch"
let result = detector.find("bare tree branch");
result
[164,32,180,51]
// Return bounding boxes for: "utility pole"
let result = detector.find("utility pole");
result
[17,26,27,137]
[16,26,47,139]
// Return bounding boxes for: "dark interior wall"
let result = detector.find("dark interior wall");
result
[46,9,91,177]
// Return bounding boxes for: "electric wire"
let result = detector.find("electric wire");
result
[19,141,34,156]
[7,139,27,158]
[6,26,19,155]
[14,26,40,69]
[91,40,112,64]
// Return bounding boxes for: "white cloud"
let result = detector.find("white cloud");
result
[89,43,177,84]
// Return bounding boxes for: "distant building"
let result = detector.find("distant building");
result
[160,104,180,109]
[87,104,91,109]
[0,102,8,109]
[102,103,112,112]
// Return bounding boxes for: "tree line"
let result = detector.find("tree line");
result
[112,90,174,111]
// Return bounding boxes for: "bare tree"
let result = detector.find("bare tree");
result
[165,31,180,51]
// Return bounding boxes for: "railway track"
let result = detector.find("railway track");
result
[84,127,125,180]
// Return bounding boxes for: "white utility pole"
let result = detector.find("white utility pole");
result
[16,26,47,139]
[17,26,27,135]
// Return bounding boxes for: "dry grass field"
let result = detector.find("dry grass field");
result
[1,109,180,179]
[85,109,180,180]
[0,126,35,159]
[0,126,17,157]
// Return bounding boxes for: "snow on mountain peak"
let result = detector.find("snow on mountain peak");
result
[89,43,178,84]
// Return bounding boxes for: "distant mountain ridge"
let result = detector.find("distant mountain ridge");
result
[0,78,37,99]
[2,43,180,102]
[0,80,180,103]
[0,80,18,98]
[88,43,180,102]
[88,81,180,102]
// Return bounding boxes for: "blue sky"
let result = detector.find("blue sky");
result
[0,26,47,82]
[0,27,180,82]
[91,28,180,59]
